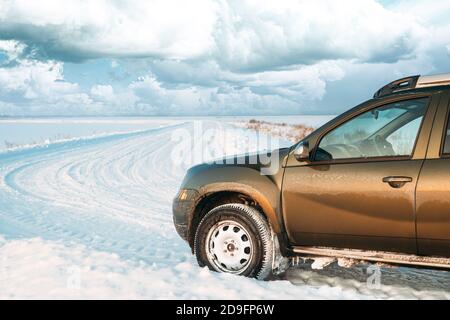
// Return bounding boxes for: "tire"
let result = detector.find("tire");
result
[194,203,273,280]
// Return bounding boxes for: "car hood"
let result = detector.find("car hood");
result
[187,147,291,175]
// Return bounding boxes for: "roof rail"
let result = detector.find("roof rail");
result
[374,73,450,98]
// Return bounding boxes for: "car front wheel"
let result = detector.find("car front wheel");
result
[194,203,274,280]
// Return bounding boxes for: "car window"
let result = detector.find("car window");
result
[315,98,429,161]
[443,110,450,155]
[386,117,422,156]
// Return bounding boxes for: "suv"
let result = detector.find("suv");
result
[173,74,450,279]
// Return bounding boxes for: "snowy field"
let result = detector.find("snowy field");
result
[0,117,449,299]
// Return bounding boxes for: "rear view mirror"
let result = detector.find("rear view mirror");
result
[294,142,310,162]
[371,109,379,120]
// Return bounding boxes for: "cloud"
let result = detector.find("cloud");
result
[0,0,217,61]
[90,85,115,102]
[0,59,78,102]
[0,0,426,69]
[0,56,305,116]
[0,0,448,116]
[213,0,426,72]
[138,59,346,112]
[126,75,304,115]
[0,40,26,63]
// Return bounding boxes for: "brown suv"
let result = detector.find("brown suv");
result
[173,74,450,279]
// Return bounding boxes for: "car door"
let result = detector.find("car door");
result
[282,95,438,254]
[416,92,450,257]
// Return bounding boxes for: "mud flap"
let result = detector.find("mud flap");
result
[271,230,290,275]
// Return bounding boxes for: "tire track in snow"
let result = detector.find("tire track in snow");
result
[0,121,266,266]
[0,122,191,265]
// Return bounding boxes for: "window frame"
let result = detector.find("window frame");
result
[310,95,431,165]
[439,101,450,158]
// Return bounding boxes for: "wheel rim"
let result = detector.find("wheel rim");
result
[205,220,254,274]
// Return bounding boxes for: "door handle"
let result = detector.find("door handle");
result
[382,176,413,189]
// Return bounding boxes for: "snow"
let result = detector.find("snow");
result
[0,117,181,152]
[0,118,449,299]
[310,257,337,270]
[3,237,447,300]
[0,237,369,300]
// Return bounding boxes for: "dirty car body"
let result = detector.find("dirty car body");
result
[173,74,450,278]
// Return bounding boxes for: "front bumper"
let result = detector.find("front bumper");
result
[172,189,200,241]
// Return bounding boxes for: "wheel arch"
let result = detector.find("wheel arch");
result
[188,183,284,252]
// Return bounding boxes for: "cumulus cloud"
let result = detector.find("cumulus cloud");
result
[0,59,78,101]
[0,0,427,69]
[90,85,115,102]
[213,0,426,72]
[0,0,217,61]
[0,0,448,116]
[0,40,26,63]
[122,75,304,115]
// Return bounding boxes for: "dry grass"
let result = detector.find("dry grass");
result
[235,119,315,143]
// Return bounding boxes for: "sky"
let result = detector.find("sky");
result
[0,0,449,116]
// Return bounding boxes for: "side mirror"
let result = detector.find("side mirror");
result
[294,142,310,162]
